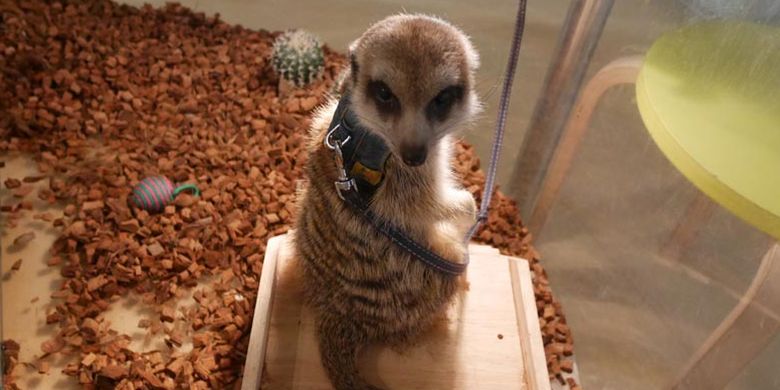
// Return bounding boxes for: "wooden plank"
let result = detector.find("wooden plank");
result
[241,235,285,390]
[509,257,552,390]
[470,243,502,255]
[257,233,548,389]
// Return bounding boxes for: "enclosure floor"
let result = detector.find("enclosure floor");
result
[4,0,778,389]
[0,155,211,389]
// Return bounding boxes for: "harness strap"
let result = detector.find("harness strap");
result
[341,190,468,276]
[326,98,468,276]
[327,97,391,200]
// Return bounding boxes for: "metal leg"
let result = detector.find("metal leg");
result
[527,56,643,234]
[509,0,615,218]
[671,243,780,389]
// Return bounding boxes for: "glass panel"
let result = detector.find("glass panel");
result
[533,1,779,389]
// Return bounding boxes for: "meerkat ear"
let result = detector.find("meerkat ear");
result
[461,34,480,72]
[468,47,480,71]
[347,39,360,82]
[334,39,360,96]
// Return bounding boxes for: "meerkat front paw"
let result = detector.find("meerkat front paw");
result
[442,188,477,221]
[441,188,477,234]
[457,189,477,219]
[427,220,469,264]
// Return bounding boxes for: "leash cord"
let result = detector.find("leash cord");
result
[465,0,528,241]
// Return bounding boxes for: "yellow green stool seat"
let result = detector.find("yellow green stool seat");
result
[637,21,780,241]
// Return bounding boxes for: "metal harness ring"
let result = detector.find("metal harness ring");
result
[324,124,351,150]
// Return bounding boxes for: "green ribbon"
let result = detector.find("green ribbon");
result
[172,183,200,198]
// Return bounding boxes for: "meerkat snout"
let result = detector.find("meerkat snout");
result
[400,142,427,167]
[343,14,481,167]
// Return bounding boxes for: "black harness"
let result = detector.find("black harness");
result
[324,97,468,276]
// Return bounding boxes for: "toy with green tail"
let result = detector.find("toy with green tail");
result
[131,176,200,213]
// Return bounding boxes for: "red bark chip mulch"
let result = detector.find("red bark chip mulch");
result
[0,0,575,388]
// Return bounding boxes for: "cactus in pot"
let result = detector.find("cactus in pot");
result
[271,29,325,93]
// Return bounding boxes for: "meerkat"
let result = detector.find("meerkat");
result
[293,14,481,390]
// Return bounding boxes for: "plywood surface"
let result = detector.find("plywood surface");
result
[252,234,549,390]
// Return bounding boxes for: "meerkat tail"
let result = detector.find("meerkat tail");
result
[317,314,382,390]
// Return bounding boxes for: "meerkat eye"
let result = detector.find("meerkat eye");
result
[434,89,455,107]
[367,80,400,116]
[370,81,394,103]
[426,85,464,122]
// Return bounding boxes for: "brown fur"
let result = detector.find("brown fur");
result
[293,14,480,390]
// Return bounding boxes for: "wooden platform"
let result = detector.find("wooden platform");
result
[242,233,550,390]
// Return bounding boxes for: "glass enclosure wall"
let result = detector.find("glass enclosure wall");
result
[531,1,780,389]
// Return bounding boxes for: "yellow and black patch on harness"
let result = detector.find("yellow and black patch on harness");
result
[327,96,392,199]
[350,161,384,186]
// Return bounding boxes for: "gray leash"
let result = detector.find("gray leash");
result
[465,0,528,242]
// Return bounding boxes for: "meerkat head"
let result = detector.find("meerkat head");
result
[343,14,481,167]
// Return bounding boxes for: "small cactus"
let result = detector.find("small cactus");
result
[271,30,325,88]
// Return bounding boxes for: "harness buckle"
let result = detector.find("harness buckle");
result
[326,124,356,200]
[334,178,357,200]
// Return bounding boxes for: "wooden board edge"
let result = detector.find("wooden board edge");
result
[241,234,287,390]
[468,243,502,255]
[508,257,551,390]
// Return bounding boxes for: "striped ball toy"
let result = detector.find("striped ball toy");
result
[131,176,200,212]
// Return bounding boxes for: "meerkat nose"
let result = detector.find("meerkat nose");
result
[400,143,428,167]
